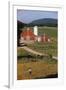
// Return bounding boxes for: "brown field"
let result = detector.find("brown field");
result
[17,61,58,80]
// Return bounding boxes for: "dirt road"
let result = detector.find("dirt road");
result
[19,46,47,56]
[19,46,57,60]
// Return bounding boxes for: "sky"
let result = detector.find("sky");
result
[17,10,58,24]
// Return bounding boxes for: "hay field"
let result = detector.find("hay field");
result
[17,60,58,80]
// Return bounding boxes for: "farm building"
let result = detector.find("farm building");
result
[20,28,35,40]
[20,27,50,44]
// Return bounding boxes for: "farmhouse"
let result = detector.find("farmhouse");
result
[20,27,50,44]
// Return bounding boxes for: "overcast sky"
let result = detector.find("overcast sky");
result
[17,10,58,24]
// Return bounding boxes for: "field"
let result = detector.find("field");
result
[17,26,58,80]
[27,41,57,56]
[17,60,58,80]
[38,26,57,38]
[27,26,57,56]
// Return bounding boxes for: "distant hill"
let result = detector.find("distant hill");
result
[17,18,57,28]
[28,18,57,27]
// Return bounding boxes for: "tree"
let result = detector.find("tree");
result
[17,20,26,46]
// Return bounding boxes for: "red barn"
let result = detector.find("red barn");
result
[20,28,36,41]
[20,27,50,44]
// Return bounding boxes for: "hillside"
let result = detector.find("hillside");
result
[28,18,57,27]
[17,18,57,28]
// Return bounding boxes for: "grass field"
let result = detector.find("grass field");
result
[17,60,58,80]
[38,26,57,38]
[17,26,58,80]
[27,41,57,56]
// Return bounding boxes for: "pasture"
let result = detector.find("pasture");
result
[17,60,58,80]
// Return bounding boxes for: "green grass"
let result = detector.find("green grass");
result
[38,26,57,38]
[17,48,29,56]
[17,47,57,64]
[18,58,57,64]
[27,41,57,56]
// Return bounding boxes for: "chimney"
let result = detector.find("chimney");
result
[34,26,38,36]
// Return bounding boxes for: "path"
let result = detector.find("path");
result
[19,46,47,56]
[19,46,57,60]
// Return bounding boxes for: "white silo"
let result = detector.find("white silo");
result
[34,26,38,36]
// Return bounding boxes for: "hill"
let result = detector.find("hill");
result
[28,18,57,27]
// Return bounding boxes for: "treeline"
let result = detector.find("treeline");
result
[17,20,27,46]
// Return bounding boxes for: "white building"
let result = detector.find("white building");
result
[34,26,38,36]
